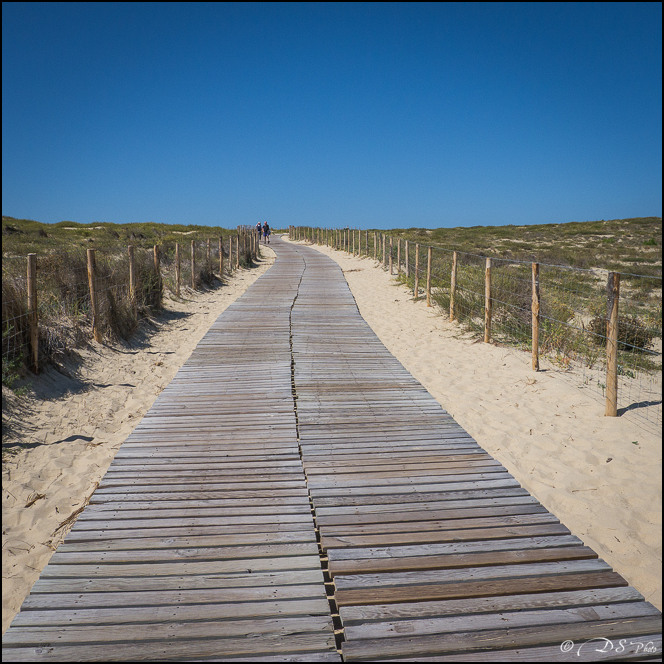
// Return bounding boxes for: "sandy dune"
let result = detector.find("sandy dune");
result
[2,235,661,636]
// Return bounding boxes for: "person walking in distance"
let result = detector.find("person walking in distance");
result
[262,221,271,244]
[255,220,262,243]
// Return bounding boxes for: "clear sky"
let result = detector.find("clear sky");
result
[2,2,661,230]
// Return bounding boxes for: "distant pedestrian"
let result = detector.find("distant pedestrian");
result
[262,221,270,244]
[255,221,262,241]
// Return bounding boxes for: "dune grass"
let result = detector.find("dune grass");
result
[2,217,257,387]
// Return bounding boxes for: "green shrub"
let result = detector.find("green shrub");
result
[587,313,656,351]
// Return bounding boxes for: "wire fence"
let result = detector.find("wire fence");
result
[2,232,257,384]
[291,226,662,430]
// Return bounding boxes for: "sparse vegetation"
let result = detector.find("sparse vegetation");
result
[294,218,662,424]
[2,216,257,386]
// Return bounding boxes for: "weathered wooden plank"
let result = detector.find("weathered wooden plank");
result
[343,602,661,641]
[94,480,306,492]
[329,546,597,577]
[69,513,313,530]
[333,560,611,591]
[341,616,663,660]
[62,526,317,544]
[389,636,662,661]
[91,489,310,501]
[79,504,313,519]
[75,511,314,525]
[311,478,522,498]
[3,615,336,646]
[10,597,333,627]
[312,489,532,508]
[86,499,311,512]
[217,652,341,662]
[317,503,546,525]
[321,522,571,550]
[24,581,328,606]
[315,496,540,517]
[334,571,628,606]
[40,555,323,577]
[57,538,318,554]
[3,631,339,662]
[307,469,511,488]
[327,535,585,561]
[320,513,559,536]
[49,545,321,565]
[305,459,501,475]
[338,587,648,624]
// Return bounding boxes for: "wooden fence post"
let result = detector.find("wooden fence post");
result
[174,243,181,297]
[153,244,162,307]
[191,240,196,289]
[426,246,432,306]
[531,262,540,371]
[374,232,377,260]
[389,236,393,274]
[484,257,492,343]
[86,248,102,342]
[27,253,38,372]
[219,237,224,276]
[397,238,401,274]
[450,251,457,321]
[235,235,240,269]
[404,240,410,279]
[128,245,137,315]
[414,244,420,299]
[605,272,620,416]
[383,234,387,268]
[206,238,211,271]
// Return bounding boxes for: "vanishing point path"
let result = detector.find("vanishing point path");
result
[3,236,661,661]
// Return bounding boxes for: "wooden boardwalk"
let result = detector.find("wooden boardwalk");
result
[3,236,662,661]
[2,239,338,662]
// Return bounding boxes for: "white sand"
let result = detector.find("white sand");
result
[2,249,275,633]
[2,237,661,635]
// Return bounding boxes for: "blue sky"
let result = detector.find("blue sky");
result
[2,2,661,229]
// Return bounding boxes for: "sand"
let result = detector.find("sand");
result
[2,236,661,635]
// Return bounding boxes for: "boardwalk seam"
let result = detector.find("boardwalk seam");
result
[288,251,345,655]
